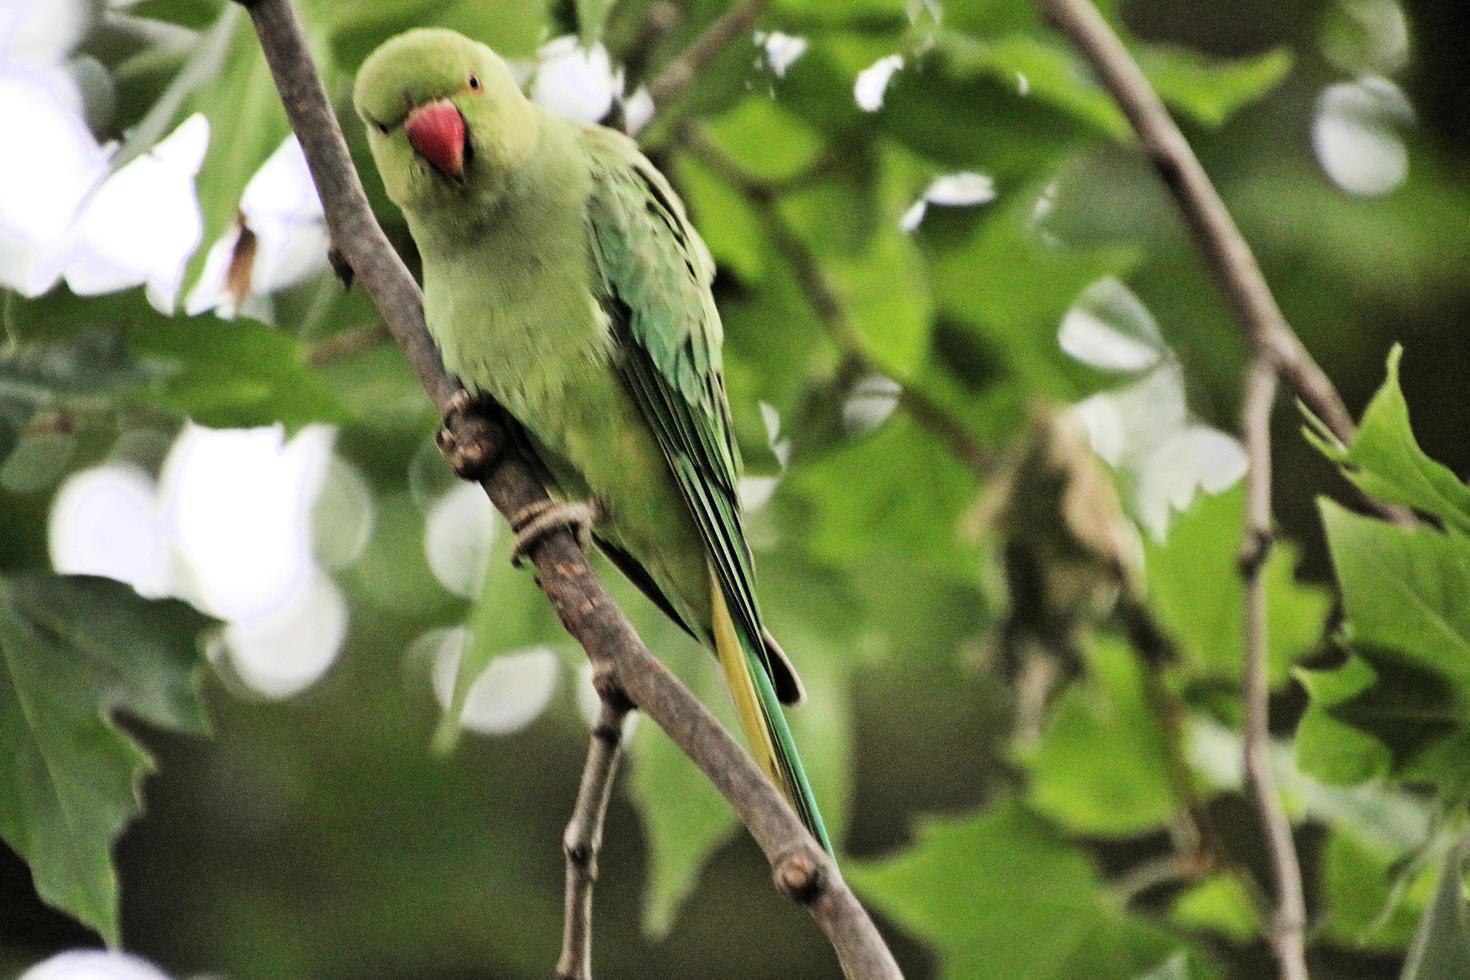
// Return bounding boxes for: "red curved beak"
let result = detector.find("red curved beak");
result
[405,100,466,177]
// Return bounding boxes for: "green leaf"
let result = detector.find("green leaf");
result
[1294,654,1394,785]
[1147,487,1330,685]
[1025,638,1176,836]
[1321,500,1470,694]
[130,312,351,428]
[107,4,241,177]
[1309,347,1470,532]
[1172,874,1259,943]
[1402,835,1470,980]
[937,31,1128,136]
[323,0,547,69]
[930,190,1138,400]
[1322,829,1435,953]
[1136,46,1293,129]
[0,574,213,944]
[704,98,827,185]
[848,799,1181,978]
[575,0,613,43]
[785,414,977,575]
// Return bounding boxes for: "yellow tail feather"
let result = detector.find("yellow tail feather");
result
[709,566,785,793]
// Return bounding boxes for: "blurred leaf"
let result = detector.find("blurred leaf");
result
[576,0,614,43]
[316,0,548,70]
[1402,835,1470,980]
[1309,346,1470,533]
[785,414,977,575]
[130,313,351,428]
[1135,46,1292,129]
[939,29,1289,134]
[929,191,1137,399]
[848,799,1181,978]
[624,616,740,937]
[1322,829,1435,953]
[127,0,223,30]
[1172,873,1259,943]
[107,4,240,176]
[1147,487,1330,685]
[937,31,1127,136]
[0,574,212,944]
[704,98,827,184]
[1025,638,1175,836]
[1,296,156,463]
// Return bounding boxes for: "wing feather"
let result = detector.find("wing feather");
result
[582,128,768,663]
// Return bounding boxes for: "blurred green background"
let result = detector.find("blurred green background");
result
[2,0,1468,977]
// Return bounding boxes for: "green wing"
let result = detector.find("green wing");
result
[581,130,832,852]
[581,128,765,663]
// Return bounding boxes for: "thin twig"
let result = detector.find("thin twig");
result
[1240,359,1309,980]
[1032,0,1408,527]
[234,2,901,976]
[646,0,769,108]
[557,679,632,980]
[1033,0,1344,436]
[1116,598,1217,869]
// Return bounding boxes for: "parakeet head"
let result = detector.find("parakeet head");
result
[354,29,538,211]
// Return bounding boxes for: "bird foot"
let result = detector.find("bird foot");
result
[510,499,600,566]
[436,390,499,482]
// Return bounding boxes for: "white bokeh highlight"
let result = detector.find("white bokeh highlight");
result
[855,55,903,112]
[50,424,357,698]
[61,114,207,313]
[1058,279,1247,539]
[49,465,173,597]
[901,171,996,232]
[1074,364,1247,540]
[532,35,617,125]
[187,136,328,319]
[754,31,808,78]
[1057,276,1166,373]
[1313,76,1413,197]
[427,628,561,735]
[424,482,496,598]
[18,950,171,980]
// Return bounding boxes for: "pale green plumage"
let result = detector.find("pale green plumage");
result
[355,29,831,853]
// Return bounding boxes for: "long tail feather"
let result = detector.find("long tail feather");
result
[710,570,834,855]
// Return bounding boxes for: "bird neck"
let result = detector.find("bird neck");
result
[405,109,586,257]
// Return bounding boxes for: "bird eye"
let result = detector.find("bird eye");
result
[375,121,388,134]
[467,72,481,91]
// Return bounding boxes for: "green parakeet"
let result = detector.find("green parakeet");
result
[354,29,832,853]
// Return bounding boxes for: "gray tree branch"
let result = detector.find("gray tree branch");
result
[557,676,631,980]
[1029,2,1338,976]
[1240,362,1308,980]
[232,1,901,977]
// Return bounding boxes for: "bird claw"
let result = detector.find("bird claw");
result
[510,499,600,566]
[437,390,498,481]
